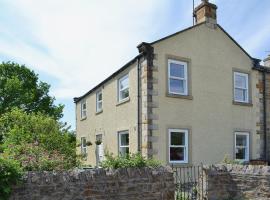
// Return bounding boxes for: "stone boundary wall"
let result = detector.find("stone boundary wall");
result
[10,167,175,200]
[203,164,270,200]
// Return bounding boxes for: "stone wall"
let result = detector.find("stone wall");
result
[203,164,270,200]
[10,167,175,200]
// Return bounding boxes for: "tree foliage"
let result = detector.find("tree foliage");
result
[0,109,78,171]
[0,62,63,120]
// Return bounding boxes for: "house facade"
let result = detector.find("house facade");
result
[74,0,270,166]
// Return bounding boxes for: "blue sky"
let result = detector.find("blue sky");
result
[0,0,270,130]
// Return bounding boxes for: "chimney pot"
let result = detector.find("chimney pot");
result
[264,55,270,67]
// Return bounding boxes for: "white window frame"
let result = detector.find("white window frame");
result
[118,131,129,156]
[81,137,87,158]
[96,90,103,112]
[168,129,188,164]
[80,100,87,119]
[168,59,188,95]
[118,74,129,102]
[234,132,249,162]
[234,72,249,103]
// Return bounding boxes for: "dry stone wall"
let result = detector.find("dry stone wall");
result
[10,167,175,200]
[203,164,270,200]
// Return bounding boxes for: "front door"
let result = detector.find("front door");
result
[96,134,104,165]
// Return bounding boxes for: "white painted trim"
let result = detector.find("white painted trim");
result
[118,74,129,102]
[168,59,188,96]
[234,72,249,103]
[168,129,188,164]
[234,132,250,162]
[118,130,129,156]
[96,90,103,112]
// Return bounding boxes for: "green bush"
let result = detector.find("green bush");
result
[100,153,161,169]
[0,108,79,171]
[0,158,22,200]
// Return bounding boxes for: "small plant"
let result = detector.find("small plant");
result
[100,152,161,169]
[86,141,92,146]
[221,154,242,165]
[0,158,23,200]
[95,140,102,145]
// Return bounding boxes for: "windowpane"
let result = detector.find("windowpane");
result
[170,63,185,78]
[119,147,129,157]
[81,137,86,147]
[235,74,247,88]
[170,147,185,161]
[98,93,102,101]
[235,88,245,101]
[120,88,129,100]
[169,79,185,94]
[171,132,185,145]
[236,135,247,146]
[120,133,129,146]
[120,76,128,89]
[236,147,246,160]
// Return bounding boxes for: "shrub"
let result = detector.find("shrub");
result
[100,153,161,169]
[0,108,79,171]
[0,158,22,200]
[221,154,243,165]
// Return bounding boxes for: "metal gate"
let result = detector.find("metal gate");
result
[172,164,205,200]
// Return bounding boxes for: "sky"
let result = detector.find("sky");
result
[0,0,270,130]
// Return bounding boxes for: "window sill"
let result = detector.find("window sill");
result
[169,161,190,166]
[95,110,103,115]
[233,101,253,107]
[116,97,130,106]
[80,117,87,121]
[166,93,193,100]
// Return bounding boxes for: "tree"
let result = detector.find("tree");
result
[0,62,63,120]
[0,109,78,171]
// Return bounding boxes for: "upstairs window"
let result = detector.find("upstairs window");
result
[169,129,188,163]
[168,59,188,95]
[81,100,87,119]
[81,137,87,159]
[96,90,103,112]
[234,72,249,103]
[235,132,249,161]
[118,74,129,102]
[118,131,129,157]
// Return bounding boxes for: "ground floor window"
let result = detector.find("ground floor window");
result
[81,137,87,160]
[118,131,129,157]
[235,132,249,161]
[169,129,188,163]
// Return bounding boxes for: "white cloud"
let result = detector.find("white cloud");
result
[0,0,170,98]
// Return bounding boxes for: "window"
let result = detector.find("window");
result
[96,90,102,112]
[169,129,188,163]
[234,72,249,103]
[235,132,249,161]
[168,59,188,95]
[118,131,129,157]
[118,74,129,102]
[81,100,87,119]
[81,137,87,158]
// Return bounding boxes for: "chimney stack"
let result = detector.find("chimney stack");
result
[264,55,270,67]
[194,0,218,25]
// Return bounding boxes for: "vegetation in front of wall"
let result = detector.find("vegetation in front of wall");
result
[95,140,102,145]
[221,154,243,165]
[0,158,23,200]
[0,108,79,171]
[100,152,161,169]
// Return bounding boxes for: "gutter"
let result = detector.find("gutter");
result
[137,57,141,152]
[263,72,267,161]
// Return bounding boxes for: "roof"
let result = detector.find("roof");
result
[73,53,143,103]
[74,22,262,103]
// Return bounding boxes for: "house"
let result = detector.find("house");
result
[74,0,270,166]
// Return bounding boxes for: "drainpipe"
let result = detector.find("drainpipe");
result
[263,72,267,161]
[137,57,141,152]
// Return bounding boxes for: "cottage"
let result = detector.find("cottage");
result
[74,0,270,166]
